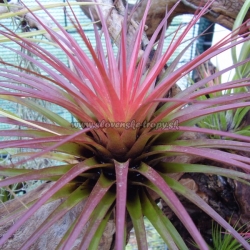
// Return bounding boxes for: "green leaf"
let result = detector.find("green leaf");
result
[60,172,115,249]
[234,106,250,130]
[219,112,227,131]
[81,191,115,249]
[0,95,72,128]
[126,189,148,249]
[0,107,62,135]
[137,162,208,249]
[160,175,250,249]
[157,162,250,185]
[0,182,78,226]
[236,130,250,136]
[20,184,91,249]
[140,188,188,250]
[231,0,250,78]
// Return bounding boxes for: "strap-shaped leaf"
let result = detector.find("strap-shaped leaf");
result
[20,184,91,249]
[60,172,115,249]
[140,188,188,250]
[79,190,115,249]
[126,188,148,250]
[136,162,209,250]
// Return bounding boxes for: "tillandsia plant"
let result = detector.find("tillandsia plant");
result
[192,220,250,250]
[210,222,250,250]
[195,61,250,138]
[196,0,250,139]
[1,0,250,249]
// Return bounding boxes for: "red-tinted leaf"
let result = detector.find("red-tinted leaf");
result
[60,173,114,249]
[137,163,209,250]
[114,160,129,249]
[0,159,94,247]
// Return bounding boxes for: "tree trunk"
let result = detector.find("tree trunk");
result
[77,0,250,40]
[0,183,115,250]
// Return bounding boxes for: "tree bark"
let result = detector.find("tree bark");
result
[0,182,115,250]
[77,0,250,40]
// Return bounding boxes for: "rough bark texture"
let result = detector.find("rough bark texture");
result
[0,183,115,250]
[161,164,250,250]
[131,0,249,37]
[77,0,250,40]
